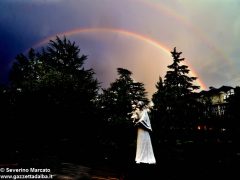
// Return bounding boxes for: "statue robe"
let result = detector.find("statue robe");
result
[135,109,156,164]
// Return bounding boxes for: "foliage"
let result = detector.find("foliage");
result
[98,67,149,164]
[8,36,100,149]
[163,47,199,98]
[100,68,148,123]
[226,86,240,140]
[4,38,240,165]
[152,47,202,142]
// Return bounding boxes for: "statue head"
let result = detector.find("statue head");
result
[137,101,145,109]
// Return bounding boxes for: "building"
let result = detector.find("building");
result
[197,86,235,116]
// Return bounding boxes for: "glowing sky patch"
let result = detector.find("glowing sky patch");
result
[1,0,239,90]
[138,0,235,73]
[33,27,207,90]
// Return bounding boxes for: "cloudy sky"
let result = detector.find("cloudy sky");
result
[1,0,240,96]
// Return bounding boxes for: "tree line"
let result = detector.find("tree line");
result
[0,36,239,166]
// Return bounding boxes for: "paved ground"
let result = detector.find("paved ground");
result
[54,163,122,180]
[53,157,240,180]
[1,139,240,180]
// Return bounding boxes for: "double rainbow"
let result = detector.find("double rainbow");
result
[33,27,207,90]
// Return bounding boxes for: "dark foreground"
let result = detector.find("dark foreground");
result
[1,140,240,180]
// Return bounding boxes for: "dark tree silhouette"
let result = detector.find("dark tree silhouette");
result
[98,67,149,165]
[226,87,240,124]
[226,86,240,144]
[152,47,202,143]
[152,76,166,112]
[164,47,199,98]
[0,85,16,163]
[8,36,100,163]
[100,68,148,123]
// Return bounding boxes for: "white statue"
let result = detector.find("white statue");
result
[131,101,156,164]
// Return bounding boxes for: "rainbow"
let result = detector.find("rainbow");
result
[33,27,207,90]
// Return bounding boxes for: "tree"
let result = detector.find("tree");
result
[152,47,201,142]
[10,37,99,102]
[164,47,199,98]
[153,47,199,110]
[152,76,166,112]
[100,68,148,123]
[0,85,17,163]
[226,86,240,143]
[98,67,149,164]
[8,36,100,162]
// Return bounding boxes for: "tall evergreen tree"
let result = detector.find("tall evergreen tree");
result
[99,67,149,164]
[153,47,199,111]
[100,67,148,123]
[152,76,166,111]
[152,47,201,142]
[164,47,199,99]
